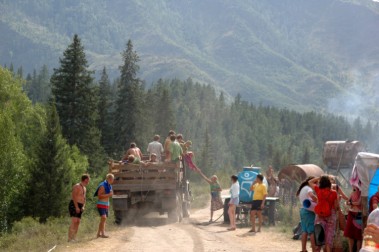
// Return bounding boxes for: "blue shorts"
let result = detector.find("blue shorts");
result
[300,208,315,234]
[229,197,239,206]
[97,208,109,217]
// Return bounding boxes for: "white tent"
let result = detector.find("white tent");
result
[351,152,379,218]
[353,152,379,196]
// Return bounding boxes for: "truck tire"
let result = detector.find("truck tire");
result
[114,210,124,225]
[125,206,138,224]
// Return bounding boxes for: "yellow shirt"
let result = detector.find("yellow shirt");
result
[251,183,268,201]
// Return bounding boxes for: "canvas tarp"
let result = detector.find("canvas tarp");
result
[351,152,379,197]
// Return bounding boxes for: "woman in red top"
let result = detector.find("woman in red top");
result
[309,175,339,252]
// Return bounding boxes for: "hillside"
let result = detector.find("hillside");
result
[1,0,379,115]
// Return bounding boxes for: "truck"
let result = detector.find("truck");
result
[108,158,191,223]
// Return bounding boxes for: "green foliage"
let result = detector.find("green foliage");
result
[0,66,90,233]
[25,65,51,103]
[51,34,104,174]
[25,103,87,222]
[0,67,37,232]
[114,40,145,154]
[97,67,114,156]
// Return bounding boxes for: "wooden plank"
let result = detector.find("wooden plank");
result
[114,172,177,178]
[114,179,176,184]
[109,161,177,171]
[113,183,176,191]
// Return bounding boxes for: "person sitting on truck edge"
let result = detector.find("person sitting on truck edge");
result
[146,153,158,164]
[94,173,114,238]
[127,154,142,164]
[166,134,183,165]
[68,174,90,242]
[164,130,176,158]
[147,135,164,162]
[124,142,143,160]
[249,174,268,233]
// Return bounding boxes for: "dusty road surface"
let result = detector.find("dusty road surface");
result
[59,203,310,252]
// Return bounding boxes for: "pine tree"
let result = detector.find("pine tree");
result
[50,34,103,173]
[302,146,310,164]
[155,86,175,138]
[27,103,73,222]
[16,66,23,78]
[115,39,143,153]
[97,67,113,155]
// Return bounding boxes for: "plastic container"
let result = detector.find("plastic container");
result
[360,208,379,252]
[303,199,316,212]
[237,167,268,203]
[243,166,261,174]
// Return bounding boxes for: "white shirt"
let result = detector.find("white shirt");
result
[147,141,164,161]
[299,185,313,204]
[230,181,240,198]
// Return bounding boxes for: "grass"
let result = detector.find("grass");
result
[0,182,211,251]
[0,210,118,252]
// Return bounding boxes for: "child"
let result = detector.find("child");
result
[182,141,198,171]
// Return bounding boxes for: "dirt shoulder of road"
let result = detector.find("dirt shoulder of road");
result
[58,203,309,252]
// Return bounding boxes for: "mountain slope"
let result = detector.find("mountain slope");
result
[1,0,379,114]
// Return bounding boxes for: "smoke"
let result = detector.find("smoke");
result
[327,69,379,121]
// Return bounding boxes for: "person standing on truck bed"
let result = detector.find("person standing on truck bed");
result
[94,174,114,238]
[124,142,143,160]
[249,174,268,233]
[147,135,164,162]
[68,174,90,242]
[166,134,183,166]
[164,130,176,158]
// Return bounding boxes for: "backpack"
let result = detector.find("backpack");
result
[315,191,332,218]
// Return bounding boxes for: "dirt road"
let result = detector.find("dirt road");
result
[59,204,308,252]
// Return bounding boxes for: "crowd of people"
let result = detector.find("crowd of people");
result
[119,131,195,169]
[296,175,366,252]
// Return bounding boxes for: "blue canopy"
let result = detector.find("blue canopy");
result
[368,168,379,204]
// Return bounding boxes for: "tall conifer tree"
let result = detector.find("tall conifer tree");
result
[115,40,143,153]
[98,67,113,155]
[50,34,103,172]
[27,103,72,222]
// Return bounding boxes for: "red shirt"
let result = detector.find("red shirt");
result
[370,192,379,213]
[315,185,337,207]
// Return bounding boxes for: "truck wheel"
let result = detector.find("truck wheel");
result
[125,206,138,224]
[114,210,124,225]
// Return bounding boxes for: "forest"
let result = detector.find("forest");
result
[1,34,379,234]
